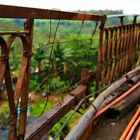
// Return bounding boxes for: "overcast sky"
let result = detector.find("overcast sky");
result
[0,0,140,14]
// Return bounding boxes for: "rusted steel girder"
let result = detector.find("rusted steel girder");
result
[0,36,18,139]
[0,19,34,140]
[95,15,106,91]
[0,5,106,22]
[0,4,140,140]
[0,5,106,140]
[17,19,34,140]
[25,85,87,140]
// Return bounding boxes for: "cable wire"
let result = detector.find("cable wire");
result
[86,21,99,62]
[52,84,110,140]
[48,14,61,72]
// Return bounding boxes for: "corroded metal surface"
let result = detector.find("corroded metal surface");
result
[0,5,106,140]
[97,20,140,86]
[0,4,140,140]
[25,85,87,140]
[0,5,106,21]
[0,18,34,139]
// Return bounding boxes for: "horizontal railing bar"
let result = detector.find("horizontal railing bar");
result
[104,22,140,30]
[107,14,140,19]
[25,85,87,140]
[0,31,29,35]
[0,5,106,22]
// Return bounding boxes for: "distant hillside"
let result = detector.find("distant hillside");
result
[75,9,123,15]
[0,19,21,31]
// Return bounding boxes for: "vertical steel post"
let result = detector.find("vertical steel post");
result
[96,15,106,92]
[6,63,18,140]
[18,19,34,140]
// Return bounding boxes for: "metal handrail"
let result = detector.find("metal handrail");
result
[0,4,106,21]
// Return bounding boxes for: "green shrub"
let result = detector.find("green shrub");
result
[30,101,52,117]
[29,77,41,93]
[0,104,10,126]
[45,76,66,92]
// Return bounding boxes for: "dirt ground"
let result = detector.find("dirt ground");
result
[91,107,139,140]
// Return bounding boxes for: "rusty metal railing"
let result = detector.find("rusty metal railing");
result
[0,5,106,140]
[0,4,140,140]
[96,15,140,87]
[0,18,33,140]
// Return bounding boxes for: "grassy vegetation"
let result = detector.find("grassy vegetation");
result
[0,102,10,126]
[30,101,52,117]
